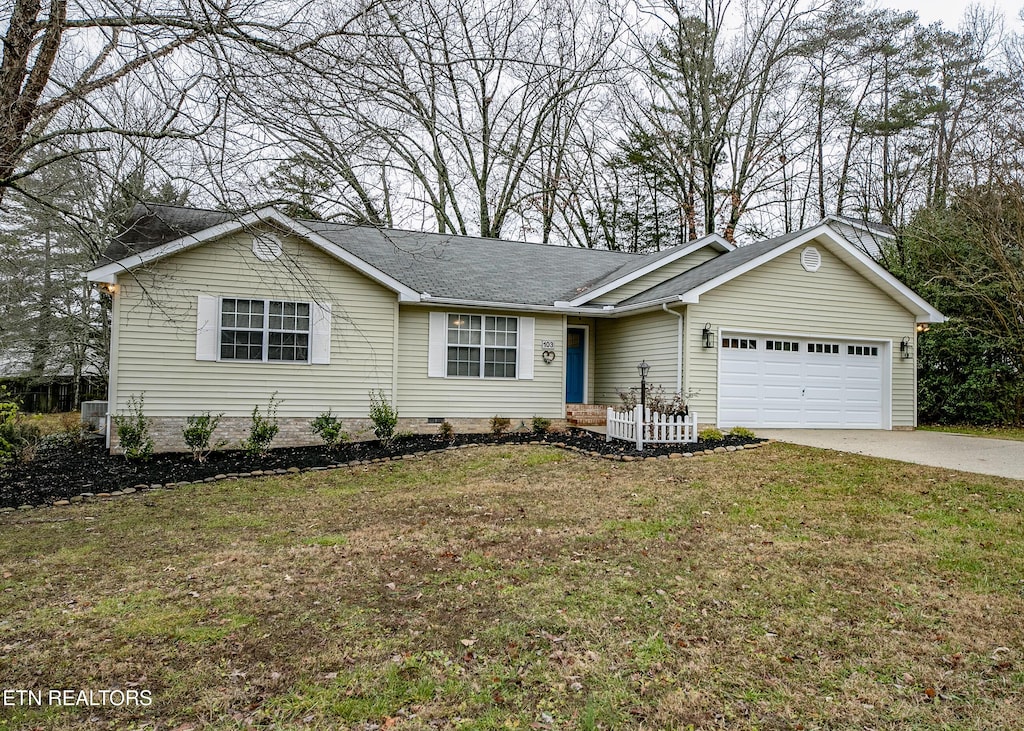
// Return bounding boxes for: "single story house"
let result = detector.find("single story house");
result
[87,203,944,451]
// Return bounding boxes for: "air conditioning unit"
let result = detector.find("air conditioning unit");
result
[81,400,108,433]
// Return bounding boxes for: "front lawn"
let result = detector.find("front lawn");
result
[920,424,1024,442]
[1,444,1022,729]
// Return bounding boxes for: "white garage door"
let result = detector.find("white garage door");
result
[718,334,885,429]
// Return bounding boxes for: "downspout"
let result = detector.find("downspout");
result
[392,298,400,408]
[662,303,683,393]
[105,276,120,450]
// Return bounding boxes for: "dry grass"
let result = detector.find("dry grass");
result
[1,443,1022,730]
[919,424,1024,442]
[20,412,84,437]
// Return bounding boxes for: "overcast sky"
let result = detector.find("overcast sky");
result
[882,0,1022,28]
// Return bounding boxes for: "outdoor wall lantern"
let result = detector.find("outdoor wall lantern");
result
[900,336,913,359]
[702,323,715,349]
[637,360,650,413]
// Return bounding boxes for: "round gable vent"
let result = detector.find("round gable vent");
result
[800,246,821,272]
[253,233,282,261]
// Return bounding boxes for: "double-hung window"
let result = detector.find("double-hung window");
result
[446,314,518,378]
[220,298,310,362]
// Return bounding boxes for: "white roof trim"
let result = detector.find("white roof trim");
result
[86,207,421,301]
[416,295,585,315]
[567,233,735,306]
[675,224,945,323]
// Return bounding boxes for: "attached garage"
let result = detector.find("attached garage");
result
[717,333,888,429]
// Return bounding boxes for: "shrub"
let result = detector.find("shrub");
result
[531,416,551,434]
[437,420,455,443]
[0,396,41,467]
[616,385,688,415]
[616,387,640,410]
[183,412,224,463]
[368,390,398,445]
[729,426,756,439]
[59,412,87,440]
[698,427,724,442]
[114,394,154,461]
[0,400,18,465]
[490,416,511,435]
[242,394,281,457]
[311,410,348,449]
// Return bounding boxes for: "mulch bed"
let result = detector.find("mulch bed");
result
[0,429,765,510]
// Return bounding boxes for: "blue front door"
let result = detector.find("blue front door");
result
[566,328,585,403]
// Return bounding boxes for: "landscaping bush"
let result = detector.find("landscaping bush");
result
[242,395,280,457]
[183,412,224,463]
[437,420,455,443]
[698,427,724,442]
[0,395,41,467]
[897,192,1024,425]
[368,390,398,445]
[915,323,1024,425]
[58,412,87,441]
[311,410,348,449]
[114,394,154,461]
[531,416,551,434]
[0,399,18,466]
[728,426,756,439]
[490,416,511,435]
[617,385,688,415]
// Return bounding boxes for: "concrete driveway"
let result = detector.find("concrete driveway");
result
[757,429,1024,481]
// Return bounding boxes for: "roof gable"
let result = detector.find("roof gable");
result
[88,204,639,308]
[87,206,423,301]
[563,234,734,306]
[99,204,233,264]
[616,225,944,323]
[820,215,895,259]
[88,205,942,322]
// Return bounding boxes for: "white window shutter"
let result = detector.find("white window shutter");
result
[518,316,535,380]
[196,295,218,361]
[310,302,332,364]
[428,311,447,377]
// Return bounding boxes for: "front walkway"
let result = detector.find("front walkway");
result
[757,429,1024,481]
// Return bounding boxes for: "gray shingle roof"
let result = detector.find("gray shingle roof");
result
[104,204,639,306]
[104,204,822,309]
[823,214,895,237]
[100,204,233,263]
[570,235,722,298]
[617,230,806,306]
[302,221,635,306]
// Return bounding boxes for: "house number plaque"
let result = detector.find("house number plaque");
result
[541,340,554,348]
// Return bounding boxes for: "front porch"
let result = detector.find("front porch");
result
[566,403,607,427]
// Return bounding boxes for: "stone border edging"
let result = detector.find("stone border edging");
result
[0,439,773,514]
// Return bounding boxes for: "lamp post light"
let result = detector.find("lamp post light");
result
[637,360,650,415]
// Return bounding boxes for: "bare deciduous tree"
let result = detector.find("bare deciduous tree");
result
[0,0,354,208]
[239,0,617,239]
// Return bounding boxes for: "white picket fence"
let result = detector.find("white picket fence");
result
[606,405,697,451]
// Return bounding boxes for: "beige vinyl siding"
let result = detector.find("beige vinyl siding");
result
[593,310,680,405]
[114,230,397,417]
[685,244,918,427]
[397,307,564,418]
[593,246,722,305]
